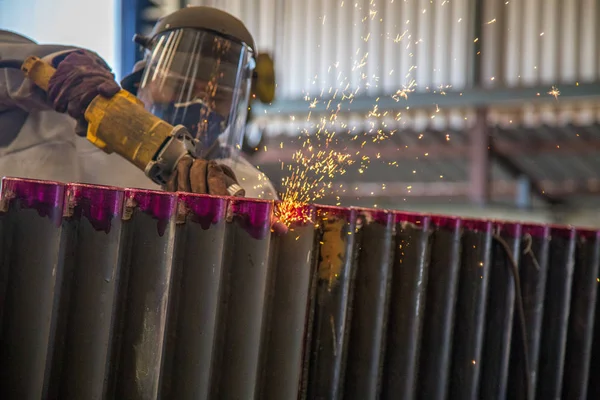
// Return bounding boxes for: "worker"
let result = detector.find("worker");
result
[0,6,279,202]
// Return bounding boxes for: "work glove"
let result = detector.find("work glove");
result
[47,50,121,136]
[164,155,245,197]
[165,156,288,234]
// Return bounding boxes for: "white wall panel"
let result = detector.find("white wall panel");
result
[190,0,476,98]
[483,0,597,87]
[579,0,597,81]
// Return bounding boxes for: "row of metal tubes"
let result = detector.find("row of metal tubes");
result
[0,200,599,399]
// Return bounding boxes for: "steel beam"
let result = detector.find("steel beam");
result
[252,137,600,164]
[328,178,600,199]
[252,82,600,116]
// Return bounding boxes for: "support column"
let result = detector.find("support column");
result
[515,175,532,209]
[468,109,491,206]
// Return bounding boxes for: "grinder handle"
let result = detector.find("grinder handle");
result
[21,56,55,91]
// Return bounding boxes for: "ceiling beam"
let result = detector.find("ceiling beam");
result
[327,179,600,199]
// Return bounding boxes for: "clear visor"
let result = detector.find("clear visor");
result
[137,28,255,159]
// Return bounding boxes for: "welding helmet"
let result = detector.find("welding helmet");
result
[128,7,256,159]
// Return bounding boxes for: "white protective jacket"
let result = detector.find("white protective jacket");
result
[0,30,278,200]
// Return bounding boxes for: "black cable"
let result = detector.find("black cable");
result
[0,59,23,69]
[493,234,533,400]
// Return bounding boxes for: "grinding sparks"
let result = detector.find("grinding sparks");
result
[548,86,560,100]
[274,0,464,223]
[276,135,354,225]
[392,80,417,101]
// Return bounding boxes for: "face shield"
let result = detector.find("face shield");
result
[137,28,255,160]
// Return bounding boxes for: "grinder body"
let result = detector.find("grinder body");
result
[21,56,194,186]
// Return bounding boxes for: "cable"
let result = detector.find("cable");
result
[493,234,533,400]
[0,59,23,69]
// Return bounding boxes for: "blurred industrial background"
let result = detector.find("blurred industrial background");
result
[2,0,600,227]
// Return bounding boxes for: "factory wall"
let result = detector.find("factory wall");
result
[1,0,595,97]
[189,0,599,98]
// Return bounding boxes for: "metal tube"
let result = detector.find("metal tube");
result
[417,216,463,400]
[562,230,600,399]
[57,184,127,399]
[114,189,178,399]
[344,209,394,400]
[305,206,360,400]
[261,204,317,400]
[507,225,550,399]
[162,194,230,400]
[480,222,522,399]
[448,220,493,400]
[381,213,431,399]
[536,227,577,399]
[214,198,274,399]
[0,178,67,399]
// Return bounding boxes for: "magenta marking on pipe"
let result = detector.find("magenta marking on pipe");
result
[66,183,124,233]
[494,221,522,238]
[394,211,429,228]
[125,189,177,236]
[462,218,493,232]
[577,228,600,241]
[431,215,462,231]
[352,206,391,227]
[550,225,577,240]
[231,198,273,240]
[521,224,550,239]
[1,177,64,223]
[179,193,229,229]
[316,205,354,220]
[373,210,393,226]
[372,210,393,226]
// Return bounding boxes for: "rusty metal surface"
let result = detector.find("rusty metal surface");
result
[418,217,463,400]
[344,210,394,400]
[480,222,522,399]
[381,214,432,399]
[1,176,600,400]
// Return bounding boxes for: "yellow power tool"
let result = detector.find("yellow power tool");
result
[21,56,243,196]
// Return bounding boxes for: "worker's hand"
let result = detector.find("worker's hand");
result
[164,155,246,197]
[271,217,289,235]
[166,156,290,235]
[47,50,121,136]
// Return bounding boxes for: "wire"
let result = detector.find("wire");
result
[493,234,533,400]
[0,59,23,69]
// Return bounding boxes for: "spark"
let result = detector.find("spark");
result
[548,85,560,100]
[392,80,417,101]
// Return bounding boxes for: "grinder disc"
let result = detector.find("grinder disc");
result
[252,53,275,104]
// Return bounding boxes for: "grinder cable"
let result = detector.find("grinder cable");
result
[493,233,533,400]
